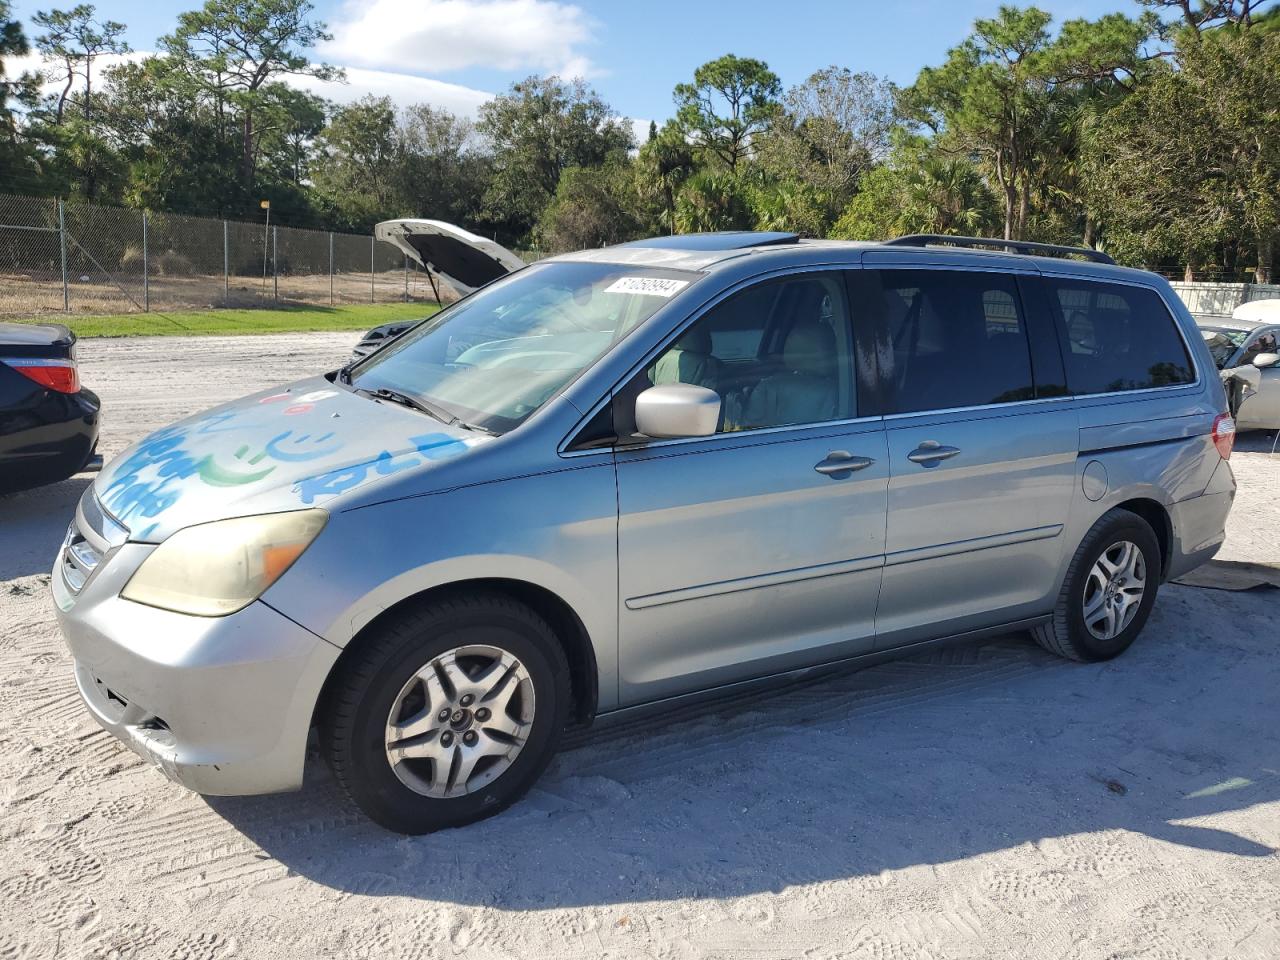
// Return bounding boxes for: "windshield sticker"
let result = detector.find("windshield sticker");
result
[603,276,690,298]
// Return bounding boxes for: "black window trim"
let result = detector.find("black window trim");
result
[561,265,1205,454]
[865,269,1203,421]
[1015,274,1069,400]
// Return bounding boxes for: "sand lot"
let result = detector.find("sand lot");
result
[1,333,1278,960]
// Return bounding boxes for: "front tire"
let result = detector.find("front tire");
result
[322,593,570,834]
[1033,508,1162,662]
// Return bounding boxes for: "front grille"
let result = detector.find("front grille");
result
[61,526,103,593]
[60,488,127,595]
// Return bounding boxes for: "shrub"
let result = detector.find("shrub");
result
[154,250,194,276]
[119,244,145,271]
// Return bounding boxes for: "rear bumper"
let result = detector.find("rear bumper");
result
[1165,459,1235,581]
[53,539,339,795]
[0,387,100,492]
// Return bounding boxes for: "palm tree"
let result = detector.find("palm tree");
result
[903,154,999,235]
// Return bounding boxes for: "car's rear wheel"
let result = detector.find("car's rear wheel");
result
[322,592,570,834]
[1032,508,1162,662]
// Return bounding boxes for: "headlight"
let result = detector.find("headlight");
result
[121,510,327,617]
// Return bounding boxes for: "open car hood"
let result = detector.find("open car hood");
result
[374,219,524,295]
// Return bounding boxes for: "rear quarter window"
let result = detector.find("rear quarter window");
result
[1046,279,1194,394]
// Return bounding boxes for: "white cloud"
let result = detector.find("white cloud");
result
[1,49,494,119]
[628,117,652,146]
[323,0,600,78]
[3,0,607,123]
[2,49,148,92]
[295,65,495,116]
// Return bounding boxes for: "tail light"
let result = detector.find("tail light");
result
[2,357,80,394]
[1211,413,1235,460]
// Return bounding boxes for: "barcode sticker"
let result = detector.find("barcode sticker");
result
[603,276,690,297]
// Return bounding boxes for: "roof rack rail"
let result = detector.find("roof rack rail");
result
[883,234,1115,265]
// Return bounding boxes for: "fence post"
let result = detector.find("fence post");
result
[272,226,279,301]
[142,211,150,312]
[370,234,375,303]
[404,255,409,302]
[58,200,69,312]
[223,221,229,304]
[329,231,334,306]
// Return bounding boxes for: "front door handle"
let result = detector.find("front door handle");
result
[814,451,876,477]
[907,440,960,466]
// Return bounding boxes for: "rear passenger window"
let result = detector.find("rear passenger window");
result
[865,270,1035,414]
[1046,279,1194,393]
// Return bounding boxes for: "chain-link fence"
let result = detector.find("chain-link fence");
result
[0,193,452,316]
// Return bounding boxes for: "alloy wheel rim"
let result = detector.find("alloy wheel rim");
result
[1082,540,1147,641]
[384,644,535,799]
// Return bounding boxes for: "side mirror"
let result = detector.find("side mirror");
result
[1252,351,1279,369]
[634,384,720,439]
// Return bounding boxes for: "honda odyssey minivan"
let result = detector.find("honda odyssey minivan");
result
[53,232,1236,834]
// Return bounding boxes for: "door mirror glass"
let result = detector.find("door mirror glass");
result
[1252,351,1279,369]
[635,384,721,439]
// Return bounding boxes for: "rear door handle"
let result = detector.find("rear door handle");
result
[906,441,960,466]
[814,451,876,477]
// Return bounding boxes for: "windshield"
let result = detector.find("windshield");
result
[349,261,700,433]
[1200,327,1248,368]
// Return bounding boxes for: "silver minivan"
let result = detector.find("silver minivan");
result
[53,232,1236,833]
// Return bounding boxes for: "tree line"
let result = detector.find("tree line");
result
[0,0,1276,281]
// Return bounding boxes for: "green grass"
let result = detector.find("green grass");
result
[11,302,439,338]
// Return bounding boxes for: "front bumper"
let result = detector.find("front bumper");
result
[52,508,340,796]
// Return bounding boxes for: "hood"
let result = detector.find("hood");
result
[94,377,489,542]
[374,219,524,294]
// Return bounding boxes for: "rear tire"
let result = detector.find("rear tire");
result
[322,592,570,834]
[1033,508,1162,662]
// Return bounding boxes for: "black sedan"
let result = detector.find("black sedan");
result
[0,322,100,495]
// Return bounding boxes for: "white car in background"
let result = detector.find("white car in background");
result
[1196,313,1280,431]
[1232,297,1280,326]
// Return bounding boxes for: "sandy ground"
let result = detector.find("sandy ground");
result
[1,333,1279,960]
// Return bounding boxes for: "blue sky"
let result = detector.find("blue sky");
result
[6,0,1145,126]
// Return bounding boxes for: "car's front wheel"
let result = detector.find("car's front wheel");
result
[322,593,570,834]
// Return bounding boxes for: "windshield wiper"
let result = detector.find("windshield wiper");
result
[360,387,457,426]
[455,420,499,436]
[356,387,501,435]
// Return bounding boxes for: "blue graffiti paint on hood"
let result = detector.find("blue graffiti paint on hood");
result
[94,377,485,541]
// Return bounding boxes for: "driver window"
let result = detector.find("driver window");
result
[642,273,855,433]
